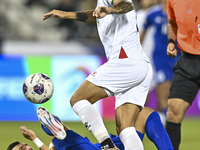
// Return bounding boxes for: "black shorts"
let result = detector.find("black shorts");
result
[168,52,200,105]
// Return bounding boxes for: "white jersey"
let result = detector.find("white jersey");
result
[96,0,149,62]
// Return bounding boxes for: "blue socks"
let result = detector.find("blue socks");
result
[136,131,144,141]
[145,111,174,150]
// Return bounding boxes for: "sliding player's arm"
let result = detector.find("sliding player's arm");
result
[20,126,50,150]
[43,9,96,23]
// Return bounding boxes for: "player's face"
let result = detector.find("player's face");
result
[13,143,33,150]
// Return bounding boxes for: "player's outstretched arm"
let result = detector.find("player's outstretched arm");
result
[43,9,96,23]
[20,126,50,150]
[93,0,134,18]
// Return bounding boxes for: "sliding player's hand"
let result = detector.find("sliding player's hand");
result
[20,126,37,141]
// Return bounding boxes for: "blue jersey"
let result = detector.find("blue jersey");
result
[52,130,99,150]
[144,5,180,83]
[42,114,173,150]
[52,130,124,150]
[144,5,168,57]
[52,130,145,150]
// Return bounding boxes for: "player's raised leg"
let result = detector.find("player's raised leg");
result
[71,80,118,150]
[115,62,152,150]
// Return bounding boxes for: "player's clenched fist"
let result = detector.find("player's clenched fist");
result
[167,43,177,58]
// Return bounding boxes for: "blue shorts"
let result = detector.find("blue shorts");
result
[153,64,174,84]
[153,52,179,84]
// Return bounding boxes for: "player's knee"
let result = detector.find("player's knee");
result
[70,93,76,106]
[166,108,176,122]
[116,121,123,134]
[70,91,84,106]
[116,126,120,134]
[116,125,125,135]
[166,101,184,123]
[116,123,131,135]
[136,107,153,127]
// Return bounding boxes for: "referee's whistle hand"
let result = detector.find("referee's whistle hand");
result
[167,43,177,58]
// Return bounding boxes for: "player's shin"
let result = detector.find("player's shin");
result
[146,111,174,150]
[119,127,144,150]
[72,100,116,149]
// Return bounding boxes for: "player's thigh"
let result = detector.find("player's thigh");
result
[70,80,108,106]
[154,68,172,105]
[155,81,171,105]
[115,65,152,134]
[115,103,141,134]
[156,81,171,96]
[115,63,152,109]
[167,98,190,123]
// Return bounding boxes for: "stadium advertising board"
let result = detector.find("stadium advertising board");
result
[0,55,200,121]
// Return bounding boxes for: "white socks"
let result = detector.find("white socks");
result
[72,100,110,143]
[119,127,144,150]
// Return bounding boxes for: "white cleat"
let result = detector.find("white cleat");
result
[37,106,66,140]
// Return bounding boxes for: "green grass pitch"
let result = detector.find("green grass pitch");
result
[1,117,200,149]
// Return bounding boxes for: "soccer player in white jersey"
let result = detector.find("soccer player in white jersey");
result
[43,0,153,150]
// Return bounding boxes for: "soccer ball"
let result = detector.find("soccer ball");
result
[22,73,54,104]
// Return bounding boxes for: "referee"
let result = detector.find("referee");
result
[166,0,200,150]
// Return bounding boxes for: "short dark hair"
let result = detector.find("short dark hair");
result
[7,141,20,150]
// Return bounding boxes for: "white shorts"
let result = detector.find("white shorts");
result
[86,58,153,109]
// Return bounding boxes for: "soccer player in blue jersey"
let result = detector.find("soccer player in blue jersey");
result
[7,106,173,150]
[140,0,180,125]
